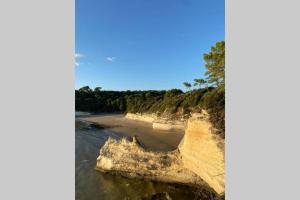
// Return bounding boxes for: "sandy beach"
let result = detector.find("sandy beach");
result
[77,113,184,151]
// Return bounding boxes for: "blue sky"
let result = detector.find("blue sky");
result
[75,0,224,91]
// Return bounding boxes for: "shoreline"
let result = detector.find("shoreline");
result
[78,113,184,151]
[75,117,203,200]
[125,113,186,131]
[93,112,225,195]
[77,112,224,196]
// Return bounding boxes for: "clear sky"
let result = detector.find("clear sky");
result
[75,0,224,91]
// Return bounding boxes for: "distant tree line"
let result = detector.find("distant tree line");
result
[76,87,213,115]
[75,87,127,112]
[75,41,225,137]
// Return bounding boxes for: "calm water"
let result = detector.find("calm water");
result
[75,114,215,200]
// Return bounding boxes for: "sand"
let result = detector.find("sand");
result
[77,113,184,152]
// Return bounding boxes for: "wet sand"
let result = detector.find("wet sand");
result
[78,113,184,152]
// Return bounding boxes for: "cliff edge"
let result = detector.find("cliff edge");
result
[179,112,225,194]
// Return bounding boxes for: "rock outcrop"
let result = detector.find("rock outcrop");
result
[97,111,225,195]
[96,137,206,187]
[179,112,225,195]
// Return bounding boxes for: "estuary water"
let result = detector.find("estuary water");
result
[75,113,211,200]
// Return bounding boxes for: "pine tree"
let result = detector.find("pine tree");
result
[203,41,225,87]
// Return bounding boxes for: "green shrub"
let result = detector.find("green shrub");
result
[199,87,225,137]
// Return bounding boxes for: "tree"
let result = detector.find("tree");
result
[203,41,225,87]
[165,89,183,97]
[79,86,92,93]
[94,87,102,92]
[193,78,207,89]
[183,82,192,91]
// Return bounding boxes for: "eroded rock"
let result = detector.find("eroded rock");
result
[179,112,225,195]
[96,136,206,187]
[97,111,225,195]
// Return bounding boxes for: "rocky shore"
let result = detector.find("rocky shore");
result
[96,136,206,187]
[96,111,225,195]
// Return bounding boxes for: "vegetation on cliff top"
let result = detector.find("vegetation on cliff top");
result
[75,41,225,136]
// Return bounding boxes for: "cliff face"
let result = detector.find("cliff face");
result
[179,112,225,195]
[125,113,156,123]
[125,113,185,131]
